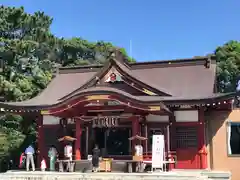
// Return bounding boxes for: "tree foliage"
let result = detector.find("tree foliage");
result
[215,40,240,93]
[0,5,135,170]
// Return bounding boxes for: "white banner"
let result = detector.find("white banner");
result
[152,135,164,168]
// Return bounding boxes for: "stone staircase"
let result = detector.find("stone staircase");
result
[0,170,230,180]
[171,170,231,180]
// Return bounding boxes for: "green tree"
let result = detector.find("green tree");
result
[215,40,240,93]
[0,5,55,169]
[0,5,135,170]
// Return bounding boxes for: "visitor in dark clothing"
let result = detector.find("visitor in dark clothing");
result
[92,144,101,172]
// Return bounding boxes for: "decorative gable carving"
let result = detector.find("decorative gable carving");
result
[99,66,158,96]
[105,73,122,83]
[102,67,122,83]
[59,50,171,101]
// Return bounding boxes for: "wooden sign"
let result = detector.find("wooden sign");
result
[92,116,119,128]
[106,100,121,106]
[85,100,121,107]
[179,104,192,109]
[152,135,164,168]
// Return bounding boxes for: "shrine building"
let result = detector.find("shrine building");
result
[1,50,240,179]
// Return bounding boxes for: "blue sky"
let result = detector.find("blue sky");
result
[1,0,240,62]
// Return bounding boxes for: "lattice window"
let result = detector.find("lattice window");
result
[176,126,198,148]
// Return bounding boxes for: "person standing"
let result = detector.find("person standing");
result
[48,146,58,171]
[134,143,143,172]
[25,145,35,171]
[19,153,26,169]
[64,143,73,171]
[92,144,101,172]
[40,158,47,171]
[64,143,73,161]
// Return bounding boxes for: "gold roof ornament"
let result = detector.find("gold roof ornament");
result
[148,106,160,111]
[86,95,110,100]
[142,88,157,96]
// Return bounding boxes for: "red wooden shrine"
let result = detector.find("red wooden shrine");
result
[0,50,235,170]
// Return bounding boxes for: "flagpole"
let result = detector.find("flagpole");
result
[130,40,132,59]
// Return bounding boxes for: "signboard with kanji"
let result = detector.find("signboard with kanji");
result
[151,135,164,168]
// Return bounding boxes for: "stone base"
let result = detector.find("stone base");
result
[172,169,231,180]
[0,170,231,180]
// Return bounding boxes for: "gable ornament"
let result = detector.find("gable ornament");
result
[105,72,122,83]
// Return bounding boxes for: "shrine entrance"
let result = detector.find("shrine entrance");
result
[106,128,131,156]
[83,115,133,157]
[92,127,131,156]
[93,127,106,151]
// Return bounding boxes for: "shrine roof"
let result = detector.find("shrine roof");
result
[53,54,217,99]
[0,86,235,109]
[0,51,226,110]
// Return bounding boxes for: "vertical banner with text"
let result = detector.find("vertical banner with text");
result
[152,135,164,168]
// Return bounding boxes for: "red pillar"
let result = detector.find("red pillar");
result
[75,119,81,160]
[169,114,176,170]
[131,116,140,152]
[37,115,44,167]
[198,108,208,169]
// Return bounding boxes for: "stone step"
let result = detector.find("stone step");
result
[0,171,208,180]
[171,169,231,180]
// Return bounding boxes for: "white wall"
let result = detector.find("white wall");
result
[146,114,169,122]
[174,110,198,122]
[43,115,60,125]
